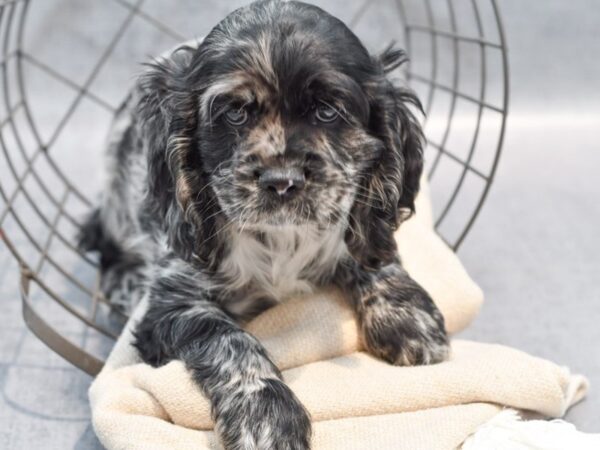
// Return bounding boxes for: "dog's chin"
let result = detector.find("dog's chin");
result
[236,210,312,230]
[225,199,316,231]
[263,212,311,227]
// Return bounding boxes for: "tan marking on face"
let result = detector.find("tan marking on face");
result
[313,133,330,153]
[200,73,250,120]
[175,174,192,212]
[244,32,278,92]
[202,70,277,124]
[246,112,286,159]
[312,132,345,171]
[167,134,195,213]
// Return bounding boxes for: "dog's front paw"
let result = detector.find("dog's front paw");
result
[215,378,311,450]
[360,286,449,366]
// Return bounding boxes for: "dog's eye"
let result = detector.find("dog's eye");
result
[315,103,339,123]
[224,107,248,126]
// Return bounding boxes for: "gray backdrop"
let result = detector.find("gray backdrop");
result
[0,0,598,448]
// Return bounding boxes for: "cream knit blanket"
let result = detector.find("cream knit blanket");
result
[89,182,588,449]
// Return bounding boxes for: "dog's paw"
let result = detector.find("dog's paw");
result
[215,378,311,450]
[360,286,449,366]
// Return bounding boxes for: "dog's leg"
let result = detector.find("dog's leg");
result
[334,259,449,366]
[133,257,311,450]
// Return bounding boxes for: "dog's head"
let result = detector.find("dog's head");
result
[139,0,423,270]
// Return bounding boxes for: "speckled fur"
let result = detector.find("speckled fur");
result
[78,1,448,449]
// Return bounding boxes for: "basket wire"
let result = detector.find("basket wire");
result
[0,0,509,376]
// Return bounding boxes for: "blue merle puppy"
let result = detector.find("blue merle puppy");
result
[79,0,449,448]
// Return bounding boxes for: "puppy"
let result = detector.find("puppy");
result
[79,1,449,448]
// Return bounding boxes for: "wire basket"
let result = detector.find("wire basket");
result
[0,0,509,376]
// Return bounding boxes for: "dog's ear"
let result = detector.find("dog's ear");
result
[136,46,224,269]
[345,46,424,270]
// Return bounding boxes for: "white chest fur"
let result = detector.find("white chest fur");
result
[218,224,347,314]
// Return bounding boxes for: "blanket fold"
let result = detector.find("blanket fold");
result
[92,341,586,432]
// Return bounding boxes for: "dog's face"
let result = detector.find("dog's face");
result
[195,3,380,228]
[142,0,424,269]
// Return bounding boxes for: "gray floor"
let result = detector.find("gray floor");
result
[0,1,599,449]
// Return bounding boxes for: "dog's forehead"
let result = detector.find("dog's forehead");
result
[206,4,371,92]
[223,33,334,102]
[209,37,365,114]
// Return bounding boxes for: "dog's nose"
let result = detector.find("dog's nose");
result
[258,167,305,197]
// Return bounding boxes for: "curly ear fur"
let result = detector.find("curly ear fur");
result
[136,46,224,269]
[345,47,424,270]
